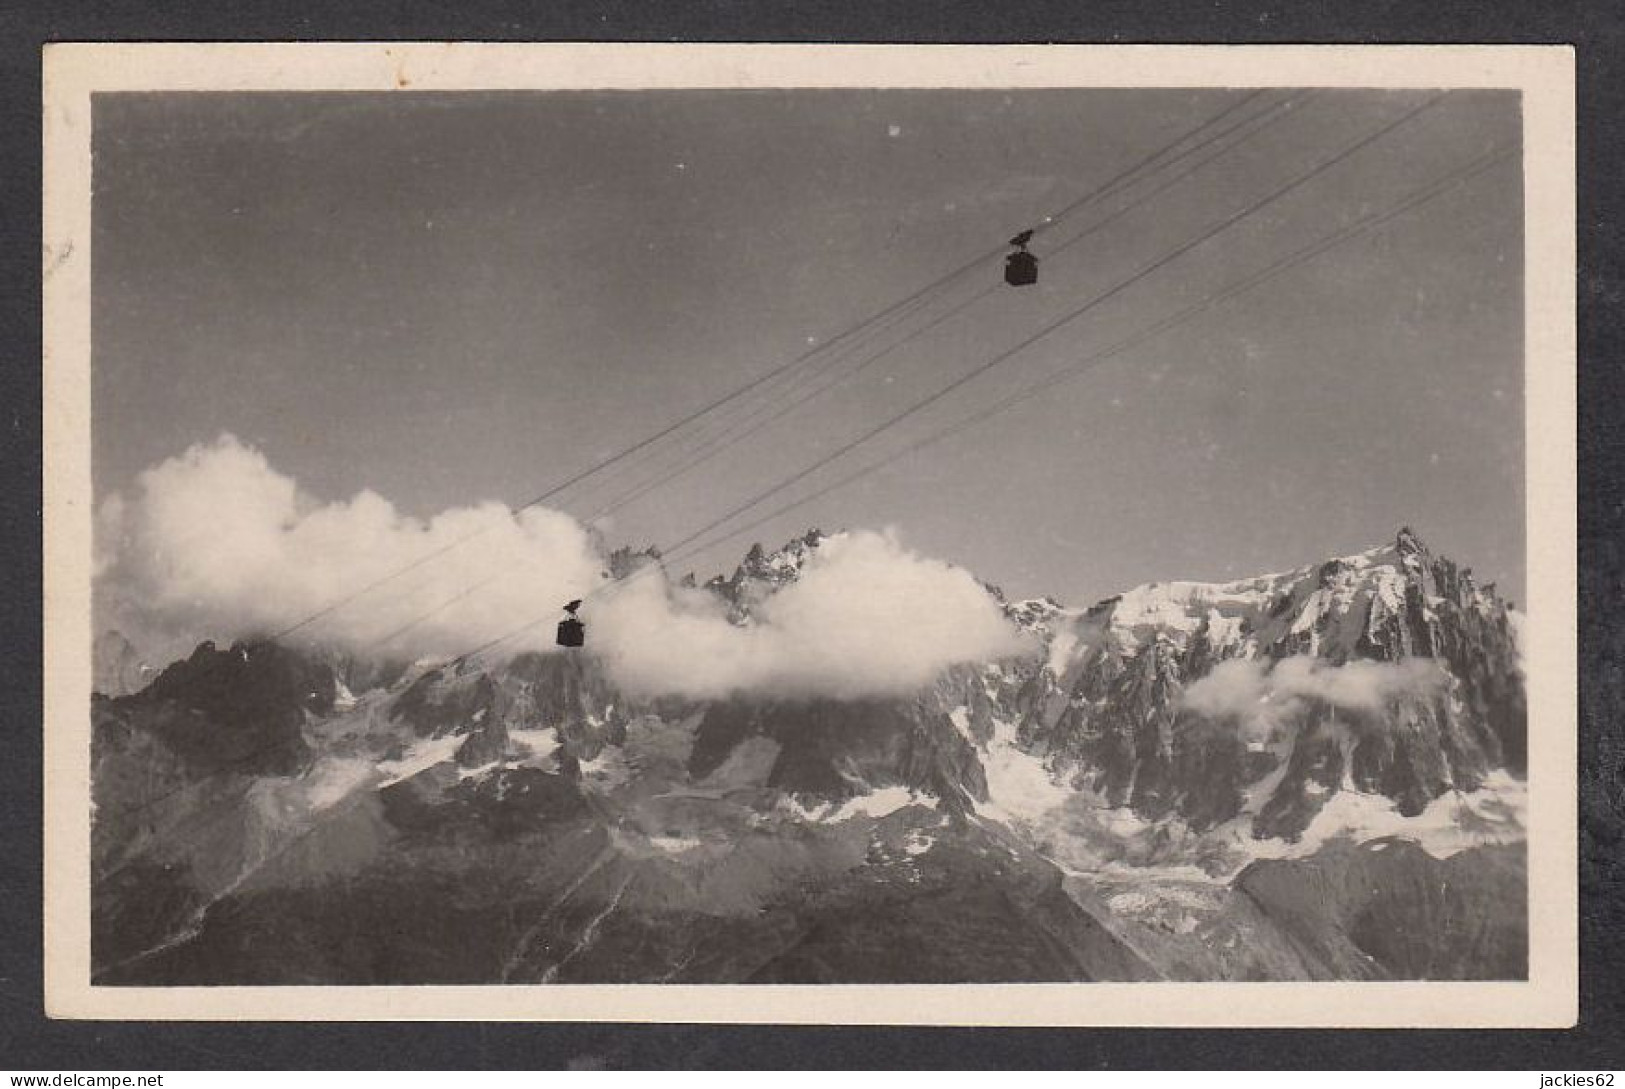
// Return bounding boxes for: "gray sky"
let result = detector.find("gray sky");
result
[93,88,1525,607]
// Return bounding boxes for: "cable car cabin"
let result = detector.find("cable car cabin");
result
[556,599,585,648]
[1005,229,1038,287]
[1004,249,1039,287]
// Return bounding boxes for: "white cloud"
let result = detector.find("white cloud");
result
[592,528,1032,700]
[97,435,1031,699]
[1180,655,1450,741]
[97,434,604,659]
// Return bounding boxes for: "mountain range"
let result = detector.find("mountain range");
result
[90,527,1527,984]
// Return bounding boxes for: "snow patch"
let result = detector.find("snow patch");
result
[301,757,375,811]
[1227,770,1527,863]
[648,834,704,854]
[834,785,920,820]
[1107,890,1160,914]
[377,734,464,787]
[977,716,1073,826]
[332,677,359,712]
[790,785,932,823]
[508,726,561,763]
[577,746,632,791]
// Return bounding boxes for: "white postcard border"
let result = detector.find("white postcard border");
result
[42,42,1578,1026]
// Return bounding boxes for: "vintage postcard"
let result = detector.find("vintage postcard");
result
[42,43,1576,1024]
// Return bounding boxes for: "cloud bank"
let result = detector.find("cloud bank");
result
[1179,656,1450,742]
[592,529,1030,700]
[97,435,605,661]
[96,435,1028,699]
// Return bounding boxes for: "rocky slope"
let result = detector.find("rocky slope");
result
[90,528,1527,984]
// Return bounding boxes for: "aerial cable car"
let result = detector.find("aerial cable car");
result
[1004,229,1039,287]
[556,599,585,648]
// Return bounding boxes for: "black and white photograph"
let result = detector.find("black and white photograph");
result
[42,44,1577,1025]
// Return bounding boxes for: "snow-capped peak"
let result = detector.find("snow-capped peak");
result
[1057,528,1508,665]
[704,528,842,619]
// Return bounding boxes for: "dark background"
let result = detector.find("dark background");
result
[3,0,1621,1070]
